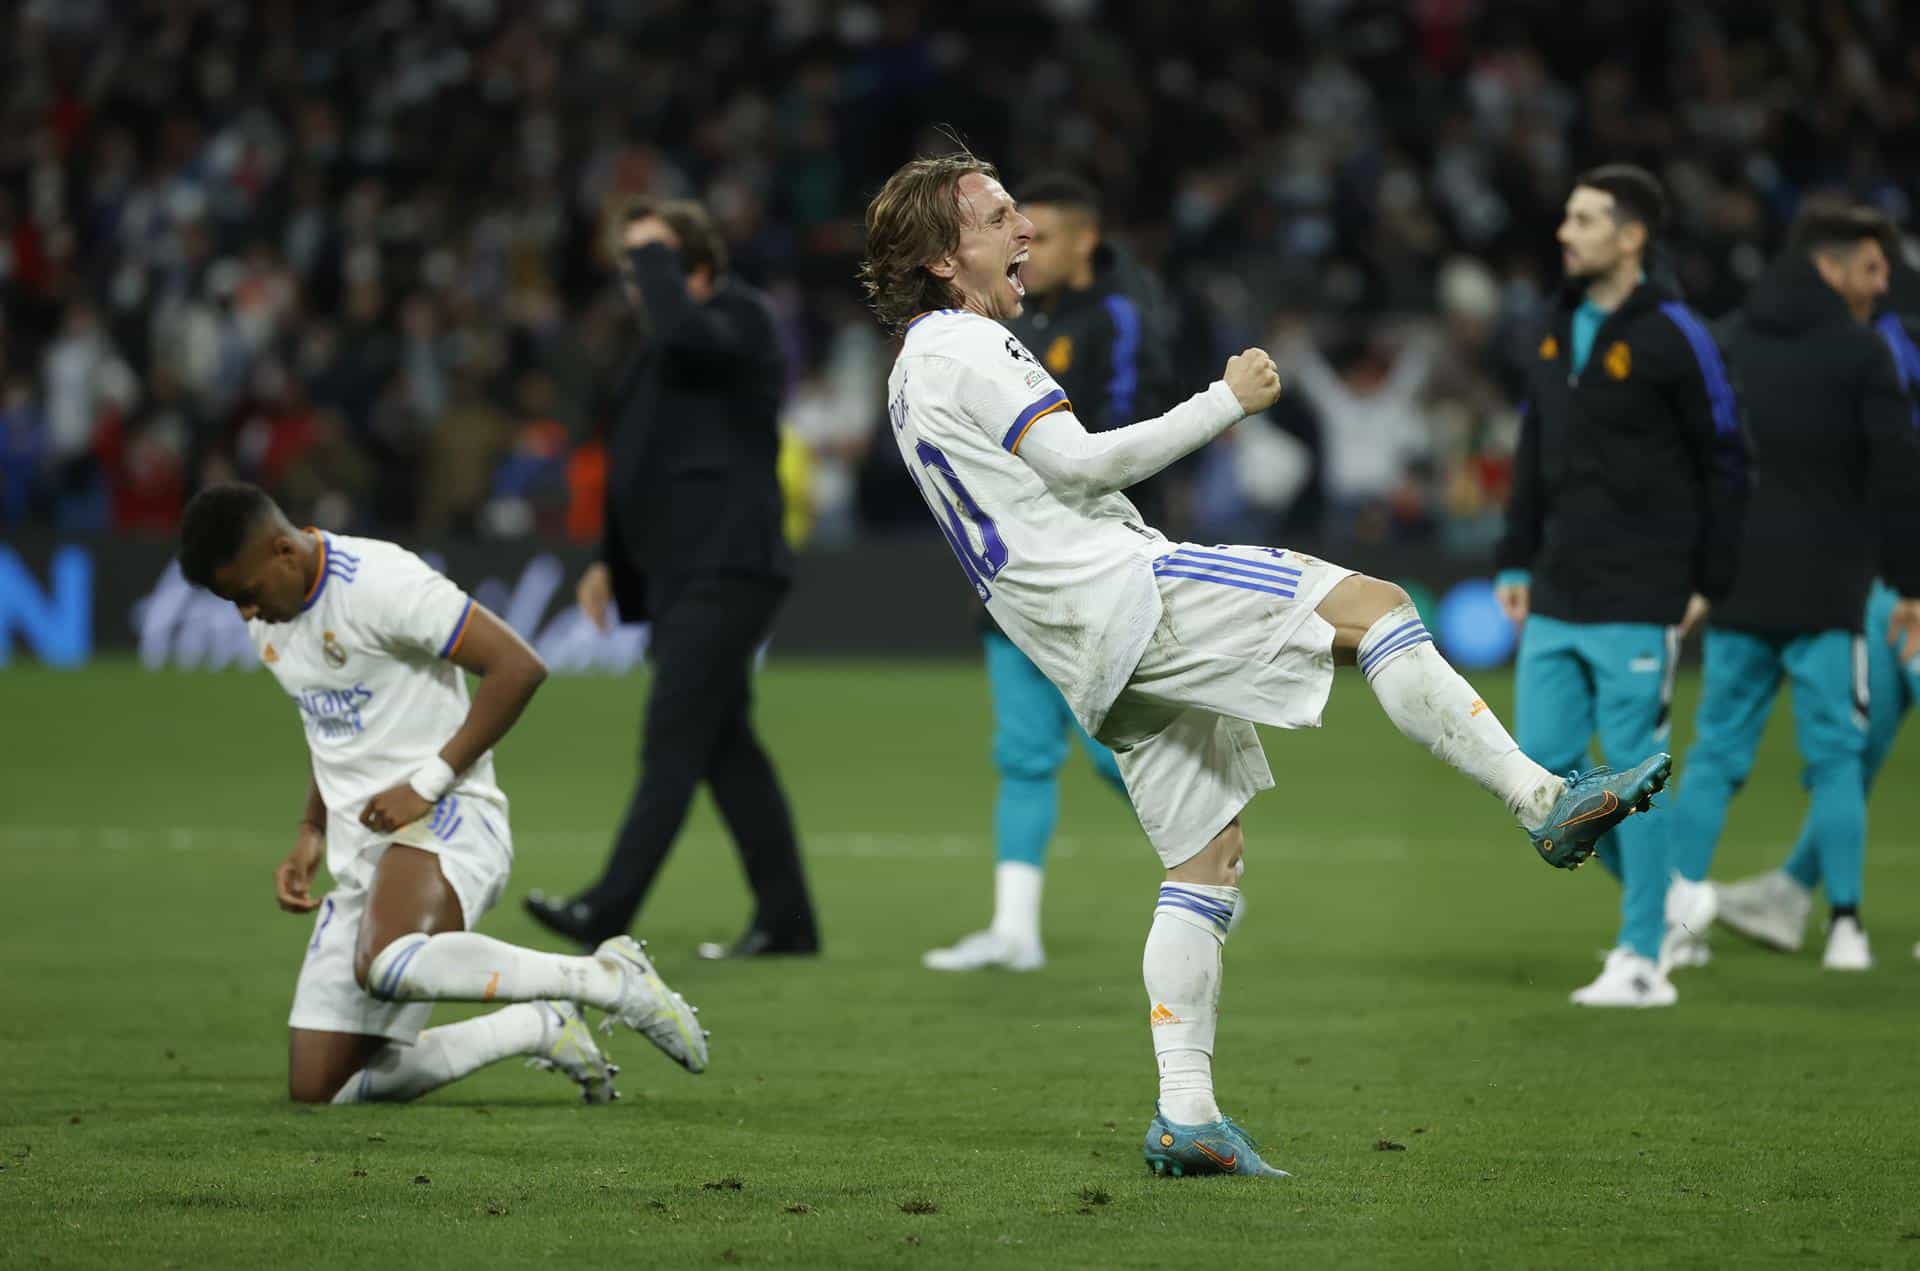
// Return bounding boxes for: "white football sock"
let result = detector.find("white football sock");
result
[332,1002,553,1104]
[1145,882,1236,1126]
[989,862,1044,946]
[366,931,624,1011]
[1357,604,1560,826]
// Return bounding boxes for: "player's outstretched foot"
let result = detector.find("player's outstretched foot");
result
[526,1001,619,1104]
[1529,753,1671,869]
[922,929,1044,972]
[1143,1107,1289,1178]
[594,936,710,1074]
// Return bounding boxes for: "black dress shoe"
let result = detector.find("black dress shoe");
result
[523,890,603,946]
[695,928,820,960]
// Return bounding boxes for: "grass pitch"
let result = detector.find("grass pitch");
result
[3,659,1919,1268]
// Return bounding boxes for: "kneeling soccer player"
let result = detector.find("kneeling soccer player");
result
[860,154,1671,1178]
[179,483,709,1104]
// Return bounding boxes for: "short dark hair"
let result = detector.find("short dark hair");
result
[859,150,1000,335]
[1018,173,1102,222]
[179,482,280,589]
[1789,201,1896,260]
[625,197,729,278]
[1575,164,1668,242]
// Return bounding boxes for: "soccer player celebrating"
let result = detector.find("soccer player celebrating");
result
[1495,165,1752,1008]
[924,174,1171,974]
[860,152,1670,1179]
[179,483,709,1104]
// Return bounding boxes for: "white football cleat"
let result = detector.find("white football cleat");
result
[1822,917,1873,971]
[1661,875,1717,971]
[921,929,1044,973]
[1571,948,1677,1008]
[594,936,709,1073]
[1715,869,1811,952]
[526,1001,619,1104]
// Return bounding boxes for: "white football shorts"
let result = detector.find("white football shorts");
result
[1099,543,1352,868]
[287,792,514,1043]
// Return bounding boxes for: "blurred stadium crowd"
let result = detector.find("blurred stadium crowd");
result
[2,0,1916,552]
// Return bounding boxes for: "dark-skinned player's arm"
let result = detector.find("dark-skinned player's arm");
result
[358,605,549,836]
[273,769,328,914]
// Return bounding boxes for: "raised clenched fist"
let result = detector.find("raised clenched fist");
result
[1224,348,1282,415]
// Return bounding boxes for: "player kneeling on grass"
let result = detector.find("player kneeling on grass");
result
[861,153,1672,1179]
[178,483,709,1104]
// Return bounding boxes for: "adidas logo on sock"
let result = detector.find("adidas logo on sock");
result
[1149,1003,1181,1027]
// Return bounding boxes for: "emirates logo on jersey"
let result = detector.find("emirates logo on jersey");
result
[322,631,348,669]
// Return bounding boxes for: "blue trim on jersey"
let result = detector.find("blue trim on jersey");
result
[1152,564,1298,599]
[438,598,475,658]
[1877,313,1920,429]
[1002,388,1070,452]
[1163,547,1302,579]
[1103,294,1141,427]
[905,308,964,335]
[1659,302,1743,445]
[299,534,360,613]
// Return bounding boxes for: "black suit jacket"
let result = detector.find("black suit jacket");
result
[602,244,791,620]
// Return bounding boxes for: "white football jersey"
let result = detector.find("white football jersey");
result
[888,309,1166,732]
[249,533,505,880]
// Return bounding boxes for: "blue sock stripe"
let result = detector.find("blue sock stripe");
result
[1152,887,1228,917]
[1155,896,1233,935]
[1360,626,1432,677]
[1156,886,1235,930]
[1357,618,1422,663]
[374,936,427,1000]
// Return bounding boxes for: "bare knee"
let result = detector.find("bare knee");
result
[1319,575,1415,659]
[1166,820,1244,887]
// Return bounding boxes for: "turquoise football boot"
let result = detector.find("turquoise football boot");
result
[1529,753,1672,870]
[1143,1106,1289,1178]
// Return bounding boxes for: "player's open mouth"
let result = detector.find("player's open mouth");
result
[1006,251,1027,297]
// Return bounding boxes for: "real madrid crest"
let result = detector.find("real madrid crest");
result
[1539,334,1559,360]
[1604,341,1631,380]
[322,630,348,669]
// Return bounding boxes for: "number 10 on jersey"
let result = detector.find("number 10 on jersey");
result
[912,440,1008,601]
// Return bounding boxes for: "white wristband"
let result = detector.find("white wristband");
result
[408,757,458,803]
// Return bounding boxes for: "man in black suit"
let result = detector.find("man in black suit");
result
[525,199,820,959]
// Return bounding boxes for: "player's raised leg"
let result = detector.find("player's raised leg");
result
[355,845,709,1074]
[1315,575,1671,868]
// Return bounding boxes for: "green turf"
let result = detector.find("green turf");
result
[3,659,1918,1269]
